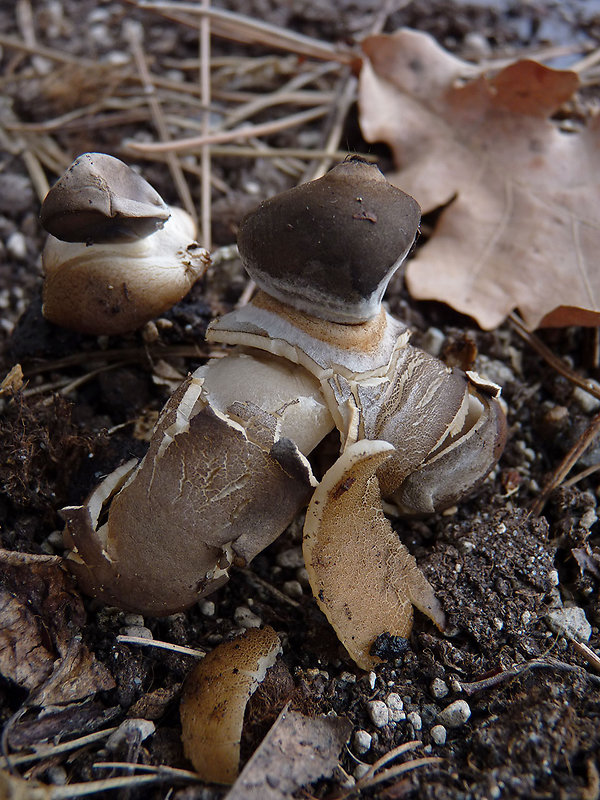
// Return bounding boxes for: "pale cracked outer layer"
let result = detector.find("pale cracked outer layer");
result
[208,294,507,515]
[63,371,317,616]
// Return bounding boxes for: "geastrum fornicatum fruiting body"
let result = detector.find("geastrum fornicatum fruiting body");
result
[40,153,209,335]
[61,159,507,667]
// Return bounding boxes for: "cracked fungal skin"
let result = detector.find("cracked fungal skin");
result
[62,158,507,619]
[63,352,331,616]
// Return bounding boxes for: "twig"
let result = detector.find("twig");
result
[124,105,330,154]
[530,409,600,516]
[21,344,210,378]
[92,762,199,780]
[509,312,600,403]
[572,640,600,673]
[1,728,118,768]
[199,0,211,251]
[361,740,423,781]
[47,771,198,798]
[127,25,197,224]
[206,145,375,161]
[562,462,600,488]
[0,32,96,67]
[355,757,443,793]
[237,567,301,609]
[301,0,393,183]
[131,0,356,65]
[304,74,357,183]
[116,635,205,658]
[459,656,600,696]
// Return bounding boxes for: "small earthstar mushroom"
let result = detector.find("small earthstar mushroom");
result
[40,153,209,335]
[61,158,507,667]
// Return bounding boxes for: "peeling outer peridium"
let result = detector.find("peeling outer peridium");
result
[62,457,138,562]
[207,295,412,445]
[466,370,502,397]
[303,439,445,671]
[207,292,410,379]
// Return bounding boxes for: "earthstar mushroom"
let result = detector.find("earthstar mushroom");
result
[61,158,507,666]
[40,153,209,335]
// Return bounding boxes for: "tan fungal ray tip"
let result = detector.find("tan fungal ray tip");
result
[180,626,282,784]
[303,440,445,671]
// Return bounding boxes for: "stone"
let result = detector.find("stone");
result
[366,700,389,728]
[430,724,447,745]
[352,729,372,754]
[430,678,449,699]
[546,606,592,642]
[439,700,471,728]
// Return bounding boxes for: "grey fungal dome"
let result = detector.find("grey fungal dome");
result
[236,159,421,324]
[41,152,170,244]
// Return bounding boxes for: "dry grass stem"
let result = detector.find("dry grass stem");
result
[133,0,356,64]
[199,0,212,250]
[116,635,206,657]
[530,409,600,516]
[572,640,600,673]
[127,26,197,224]
[1,729,118,768]
[124,104,330,154]
[509,313,600,403]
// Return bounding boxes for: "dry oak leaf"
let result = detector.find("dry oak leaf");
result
[0,550,114,705]
[359,29,600,330]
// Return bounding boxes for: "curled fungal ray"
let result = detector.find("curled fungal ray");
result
[303,440,446,671]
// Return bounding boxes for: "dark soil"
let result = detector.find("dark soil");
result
[1,2,600,799]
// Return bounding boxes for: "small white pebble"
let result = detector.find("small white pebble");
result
[368,671,377,690]
[352,729,372,754]
[366,700,389,728]
[420,327,445,357]
[573,383,600,413]
[442,505,458,516]
[439,700,471,728]
[340,671,357,684]
[276,547,304,569]
[581,509,598,530]
[233,606,262,629]
[283,579,303,599]
[493,617,504,631]
[386,692,404,722]
[199,599,215,617]
[407,711,422,731]
[458,539,475,554]
[521,610,532,626]
[106,719,155,752]
[549,570,560,587]
[123,613,145,627]
[120,626,153,639]
[6,232,27,261]
[430,724,447,745]
[547,606,592,642]
[353,763,370,780]
[431,678,449,699]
